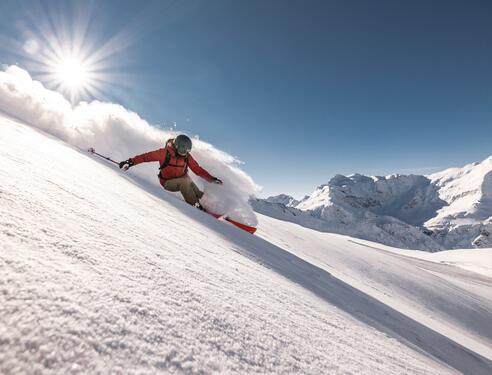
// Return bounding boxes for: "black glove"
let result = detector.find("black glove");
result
[212,177,223,185]
[119,158,134,171]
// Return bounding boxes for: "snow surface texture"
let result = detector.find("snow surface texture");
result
[257,215,492,365]
[255,159,492,250]
[0,116,474,374]
[0,65,259,225]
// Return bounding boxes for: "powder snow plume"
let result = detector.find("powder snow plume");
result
[0,65,260,225]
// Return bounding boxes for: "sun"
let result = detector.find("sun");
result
[56,57,88,89]
[10,3,133,104]
[48,53,97,102]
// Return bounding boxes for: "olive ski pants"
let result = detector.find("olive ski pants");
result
[160,175,204,205]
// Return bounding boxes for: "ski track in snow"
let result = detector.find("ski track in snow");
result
[0,117,488,374]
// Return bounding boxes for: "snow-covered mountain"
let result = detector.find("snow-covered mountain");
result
[264,193,299,207]
[254,158,492,251]
[427,157,492,248]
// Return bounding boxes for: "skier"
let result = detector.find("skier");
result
[119,135,222,210]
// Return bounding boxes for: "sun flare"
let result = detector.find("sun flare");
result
[14,11,116,103]
[56,58,87,89]
[10,3,132,103]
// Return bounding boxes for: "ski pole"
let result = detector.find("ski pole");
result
[87,148,119,165]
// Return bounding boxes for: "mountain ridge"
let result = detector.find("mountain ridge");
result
[255,156,492,251]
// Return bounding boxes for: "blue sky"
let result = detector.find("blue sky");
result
[1,0,492,198]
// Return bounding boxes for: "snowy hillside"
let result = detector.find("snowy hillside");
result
[1,68,492,373]
[256,214,492,363]
[4,114,485,374]
[256,158,492,250]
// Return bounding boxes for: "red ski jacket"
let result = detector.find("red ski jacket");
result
[131,139,215,182]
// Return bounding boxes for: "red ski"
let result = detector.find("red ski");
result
[207,212,257,234]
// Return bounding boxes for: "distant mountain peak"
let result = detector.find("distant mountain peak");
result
[264,194,299,207]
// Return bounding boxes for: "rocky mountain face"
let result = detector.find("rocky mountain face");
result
[253,156,492,251]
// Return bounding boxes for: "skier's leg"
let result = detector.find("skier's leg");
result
[190,180,204,200]
[179,176,201,205]
[162,178,180,192]
[162,176,203,205]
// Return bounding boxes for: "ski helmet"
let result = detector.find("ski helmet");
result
[174,134,192,156]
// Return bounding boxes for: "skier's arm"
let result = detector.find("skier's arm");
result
[131,148,166,166]
[188,154,218,183]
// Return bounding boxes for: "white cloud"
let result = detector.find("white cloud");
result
[0,65,260,225]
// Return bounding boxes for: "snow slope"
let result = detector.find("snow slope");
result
[1,115,492,374]
[257,157,492,250]
[403,249,492,278]
[257,214,492,364]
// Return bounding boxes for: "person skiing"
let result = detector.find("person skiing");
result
[119,135,222,209]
